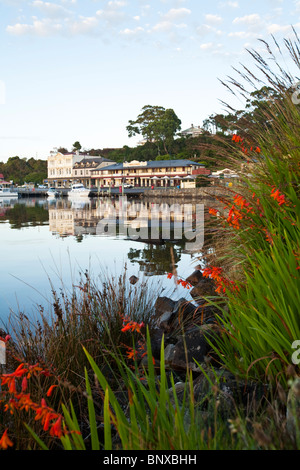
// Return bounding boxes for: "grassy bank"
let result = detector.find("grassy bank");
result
[0,33,299,451]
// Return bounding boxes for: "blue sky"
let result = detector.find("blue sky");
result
[0,0,299,161]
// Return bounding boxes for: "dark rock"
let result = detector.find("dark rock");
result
[157,311,174,331]
[171,298,197,324]
[149,328,164,359]
[192,303,221,324]
[186,270,203,286]
[154,297,197,333]
[154,297,176,319]
[129,275,139,285]
[164,325,220,372]
[192,368,269,418]
[190,278,217,301]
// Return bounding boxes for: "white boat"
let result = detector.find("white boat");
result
[0,181,18,198]
[68,183,91,198]
[47,187,59,198]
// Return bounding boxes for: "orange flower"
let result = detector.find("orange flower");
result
[50,416,63,438]
[17,394,34,412]
[121,320,145,334]
[46,385,58,397]
[167,272,173,279]
[232,134,242,143]
[208,208,218,216]
[226,204,243,229]
[0,430,13,450]
[21,376,28,392]
[271,188,286,206]
[176,279,192,289]
[202,266,239,295]
[125,346,136,361]
[4,398,18,415]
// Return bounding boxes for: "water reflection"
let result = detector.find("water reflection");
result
[0,197,211,278]
[0,198,48,229]
[49,197,203,242]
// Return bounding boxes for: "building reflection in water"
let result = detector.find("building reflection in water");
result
[48,197,204,245]
[48,196,209,275]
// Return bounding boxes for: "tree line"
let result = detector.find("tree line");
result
[0,86,279,185]
[0,156,47,186]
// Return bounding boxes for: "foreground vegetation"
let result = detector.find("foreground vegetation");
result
[0,32,299,451]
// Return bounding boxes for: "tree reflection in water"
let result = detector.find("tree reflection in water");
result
[1,197,203,276]
[127,242,184,276]
[0,199,48,229]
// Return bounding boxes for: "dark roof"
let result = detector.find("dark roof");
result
[91,160,202,172]
[74,157,113,169]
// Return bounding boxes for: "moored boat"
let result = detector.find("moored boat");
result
[0,180,18,199]
[68,183,91,198]
[47,187,59,198]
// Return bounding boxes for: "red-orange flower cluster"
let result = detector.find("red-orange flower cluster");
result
[166,273,192,289]
[271,188,287,206]
[0,361,67,446]
[121,316,145,334]
[208,208,218,216]
[232,134,261,155]
[232,134,243,144]
[0,429,13,450]
[202,266,239,295]
[227,205,243,229]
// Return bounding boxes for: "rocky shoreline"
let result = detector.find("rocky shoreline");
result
[129,268,300,441]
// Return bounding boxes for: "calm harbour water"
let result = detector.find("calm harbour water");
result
[0,196,204,326]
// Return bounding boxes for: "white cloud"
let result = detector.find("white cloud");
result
[120,26,144,36]
[199,42,213,50]
[7,18,63,36]
[228,31,257,39]
[267,22,300,34]
[227,1,239,7]
[151,7,190,34]
[163,7,191,21]
[204,14,223,25]
[69,16,99,35]
[218,1,239,8]
[196,23,222,38]
[96,0,127,25]
[152,20,172,32]
[233,14,261,26]
[31,0,72,18]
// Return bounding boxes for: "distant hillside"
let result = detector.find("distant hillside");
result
[0,156,47,185]
[86,134,232,167]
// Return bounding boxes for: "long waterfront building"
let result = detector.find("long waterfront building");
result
[91,160,211,188]
[47,152,211,189]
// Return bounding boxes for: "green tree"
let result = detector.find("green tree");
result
[72,141,82,152]
[154,108,182,154]
[0,156,47,185]
[126,105,181,155]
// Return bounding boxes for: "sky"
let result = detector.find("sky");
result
[0,0,299,162]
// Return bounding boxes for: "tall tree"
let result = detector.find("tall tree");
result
[72,141,82,152]
[126,105,181,154]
